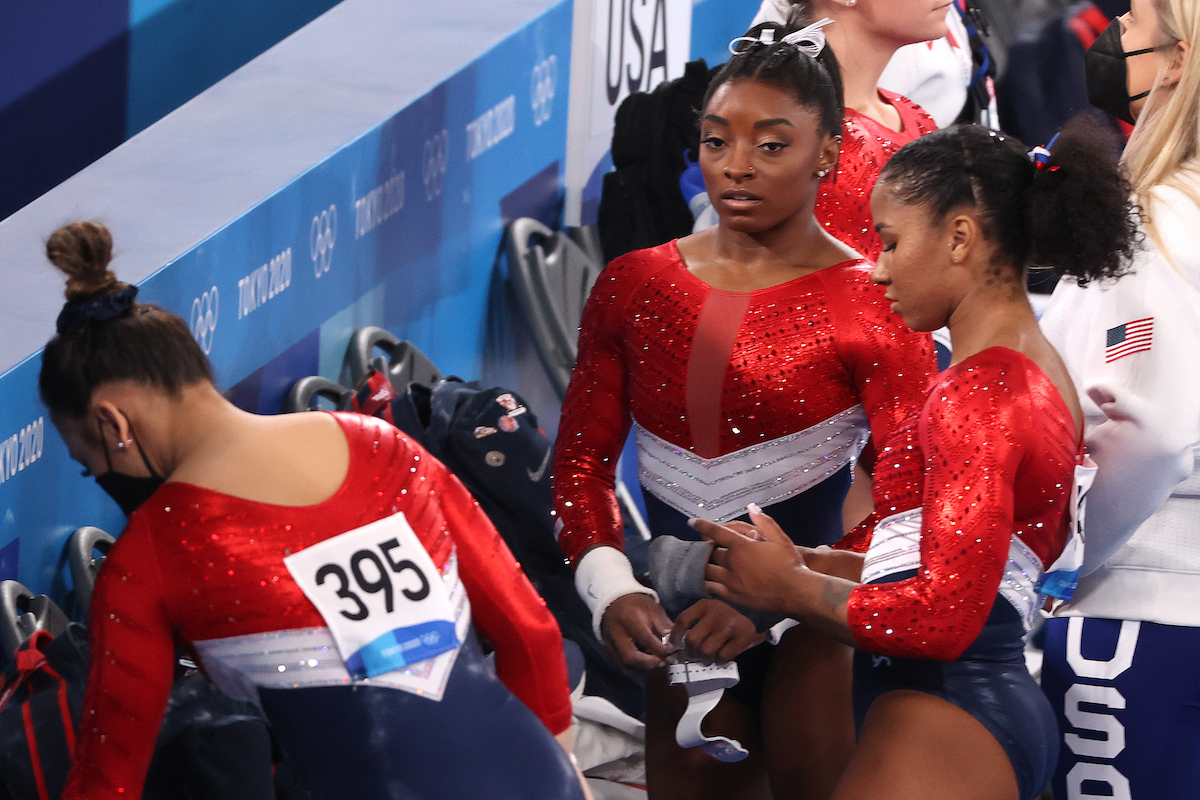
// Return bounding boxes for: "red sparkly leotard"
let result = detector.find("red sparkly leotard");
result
[817,90,937,261]
[845,347,1081,661]
[63,413,572,800]
[553,241,937,563]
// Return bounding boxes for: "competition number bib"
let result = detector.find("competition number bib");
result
[284,512,459,679]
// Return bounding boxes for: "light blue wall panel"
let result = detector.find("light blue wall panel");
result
[125,0,344,136]
[691,0,751,69]
[0,0,570,595]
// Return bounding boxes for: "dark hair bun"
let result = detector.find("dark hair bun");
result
[40,221,215,419]
[46,221,117,301]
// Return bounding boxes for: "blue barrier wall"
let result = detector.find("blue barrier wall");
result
[0,0,570,596]
[0,0,744,599]
[0,0,343,221]
[690,0,754,69]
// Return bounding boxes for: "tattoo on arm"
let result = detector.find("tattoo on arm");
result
[795,572,858,647]
[820,578,854,618]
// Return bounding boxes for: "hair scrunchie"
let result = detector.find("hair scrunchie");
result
[1028,133,1062,173]
[56,285,139,335]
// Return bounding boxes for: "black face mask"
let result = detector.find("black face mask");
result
[95,415,165,516]
[1086,19,1164,124]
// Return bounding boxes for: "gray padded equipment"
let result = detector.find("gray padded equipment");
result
[0,580,70,660]
[66,526,115,621]
[344,326,443,390]
[505,218,603,399]
[282,376,354,413]
[566,224,605,273]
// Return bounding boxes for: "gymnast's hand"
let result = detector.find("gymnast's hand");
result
[668,599,767,663]
[691,505,808,615]
[601,593,674,670]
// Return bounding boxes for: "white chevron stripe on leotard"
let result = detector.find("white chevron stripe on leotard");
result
[862,508,1046,631]
[635,405,870,523]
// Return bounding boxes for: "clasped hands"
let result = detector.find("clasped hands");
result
[599,506,815,670]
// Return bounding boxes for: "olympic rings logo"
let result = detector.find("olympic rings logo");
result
[310,204,338,278]
[531,55,557,127]
[190,286,219,355]
[422,130,449,202]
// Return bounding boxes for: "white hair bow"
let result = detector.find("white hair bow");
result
[728,17,835,57]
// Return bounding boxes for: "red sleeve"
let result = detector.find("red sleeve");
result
[62,516,177,800]
[435,464,573,735]
[846,363,1030,661]
[827,269,936,475]
[552,255,641,564]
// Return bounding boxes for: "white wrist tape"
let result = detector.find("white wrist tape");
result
[574,545,659,641]
[768,618,800,645]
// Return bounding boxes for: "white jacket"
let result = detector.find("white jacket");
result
[1041,172,1200,625]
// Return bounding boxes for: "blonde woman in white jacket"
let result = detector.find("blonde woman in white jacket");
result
[1038,0,1200,797]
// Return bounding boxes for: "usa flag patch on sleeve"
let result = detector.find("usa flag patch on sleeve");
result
[1105,317,1154,363]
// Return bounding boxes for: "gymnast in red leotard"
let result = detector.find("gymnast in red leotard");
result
[37,222,590,800]
[801,0,941,261]
[553,19,935,800]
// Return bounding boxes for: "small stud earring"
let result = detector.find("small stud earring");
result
[816,168,830,178]
[844,0,857,7]
[116,441,126,450]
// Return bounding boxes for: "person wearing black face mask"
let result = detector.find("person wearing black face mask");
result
[90,411,166,516]
[43,273,190,520]
[996,1,1131,147]
[1086,10,1175,122]
[38,221,595,800]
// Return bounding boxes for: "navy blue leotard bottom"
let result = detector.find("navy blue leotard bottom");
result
[641,464,852,706]
[853,590,1058,800]
[258,628,584,800]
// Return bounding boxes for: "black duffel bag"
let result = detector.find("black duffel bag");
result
[0,625,89,800]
